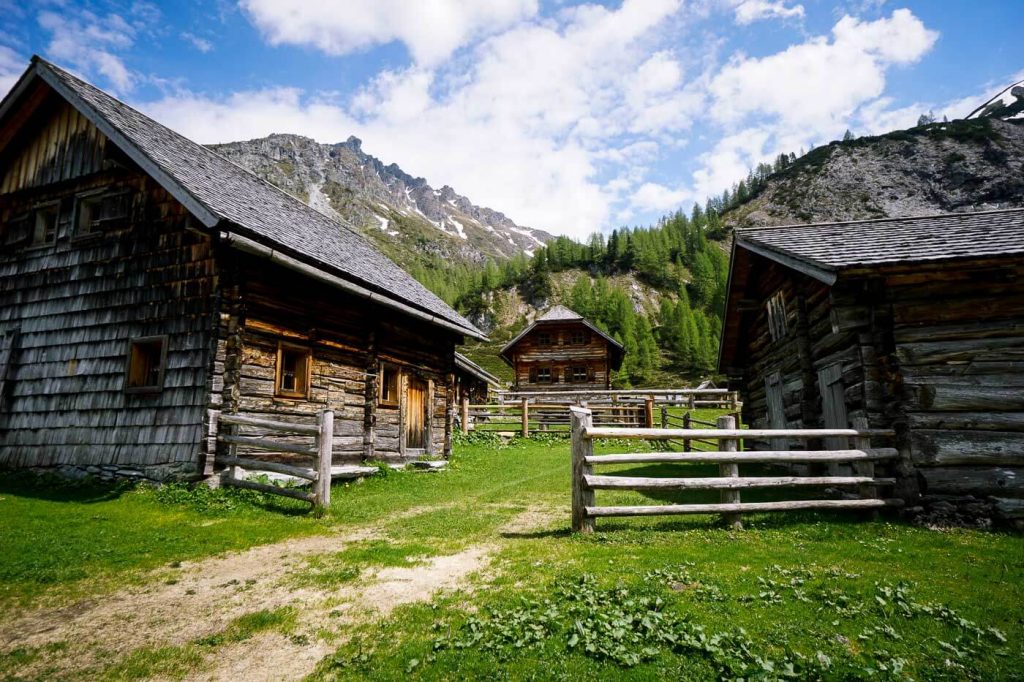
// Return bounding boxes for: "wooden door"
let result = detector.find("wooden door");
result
[817,363,848,451]
[406,378,427,449]
[764,371,786,451]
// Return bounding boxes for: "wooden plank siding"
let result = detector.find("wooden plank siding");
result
[0,128,218,479]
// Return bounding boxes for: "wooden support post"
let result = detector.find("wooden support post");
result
[315,410,334,512]
[644,396,655,428]
[521,398,529,438]
[717,415,742,530]
[570,407,596,533]
[226,420,239,482]
[460,394,470,434]
[683,412,692,452]
[851,416,879,520]
[660,404,668,429]
[688,394,695,409]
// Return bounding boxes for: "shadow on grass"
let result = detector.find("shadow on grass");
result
[500,527,573,540]
[0,469,132,504]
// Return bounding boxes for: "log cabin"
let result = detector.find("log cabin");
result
[500,306,624,391]
[0,57,486,482]
[454,352,502,405]
[718,209,1024,522]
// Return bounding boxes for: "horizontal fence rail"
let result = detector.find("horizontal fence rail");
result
[460,388,741,437]
[569,407,901,533]
[214,410,334,510]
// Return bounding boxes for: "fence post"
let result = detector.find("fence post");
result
[683,412,692,452]
[315,410,334,512]
[521,398,529,438]
[460,395,470,434]
[660,404,668,429]
[851,416,879,520]
[644,396,655,428]
[570,407,596,533]
[717,414,742,530]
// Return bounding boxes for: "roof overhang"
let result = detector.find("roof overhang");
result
[455,352,502,387]
[734,236,838,285]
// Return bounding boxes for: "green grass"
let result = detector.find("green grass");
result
[1,431,1023,680]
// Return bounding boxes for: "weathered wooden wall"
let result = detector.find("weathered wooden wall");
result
[210,256,457,466]
[510,322,612,391]
[885,262,1024,508]
[0,106,218,478]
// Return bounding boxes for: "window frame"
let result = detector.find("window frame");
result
[124,335,168,394]
[535,367,552,383]
[766,290,788,342]
[536,331,553,346]
[378,362,401,407]
[571,365,588,382]
[72,190,106,241]
[570,330,588,345]
[274,341,312,399]
[26,202,60,250]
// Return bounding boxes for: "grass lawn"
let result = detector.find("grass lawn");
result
[1,429,1022,680]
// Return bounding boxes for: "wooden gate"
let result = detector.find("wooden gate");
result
[406,378,427,449]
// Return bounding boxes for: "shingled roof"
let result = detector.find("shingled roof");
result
[1,57,484,340]
[736,208,1024,284]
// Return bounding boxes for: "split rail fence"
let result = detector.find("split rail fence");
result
[569,407,902,532]
[213,410,334,510]
[460,388,741,437]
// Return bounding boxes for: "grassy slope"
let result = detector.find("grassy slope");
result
[1,432,1022,679]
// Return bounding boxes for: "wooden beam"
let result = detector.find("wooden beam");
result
[582,427,895,440]
[718,414,742,530]
[219,456,316,481]
[583,475,895,490]
[587,498,904,517]
[570,407,596,533]
[217,434,316,456]
[585,448,899,465]
[218,413,319,435]
[221,476,315,503]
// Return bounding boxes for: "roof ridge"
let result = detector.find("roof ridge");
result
[736,207,1024,233]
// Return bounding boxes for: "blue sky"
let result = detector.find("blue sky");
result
[1,1,1021,238]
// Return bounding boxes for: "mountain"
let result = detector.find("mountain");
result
[722,115,1024,228]
[208,134,553,268]
[967,80,1024,121]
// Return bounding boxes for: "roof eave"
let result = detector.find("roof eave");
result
[735,238,838,285]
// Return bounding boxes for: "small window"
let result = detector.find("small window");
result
[77,192,129,236]
[766,291,788,341]
[1,213,31,248]
[275,343,311,398]
[570,330,588,345]
[30,205,58,247]
[536,331,553,346]
[125,336,167,393]
[379,364,400,406]
[536,367,552,383]
[572,366,588,382]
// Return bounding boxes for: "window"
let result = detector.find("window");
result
[125,336,167,393]
[570,330,588,345]
[766,290,788,341]
[75,192,129,237]
[379,364,400,406]
[1,213,31,248]
[535,367,552,383]
[30,204,58,247]
[572,366,588,382]
[536,332,553,346]
[275,343,311,398]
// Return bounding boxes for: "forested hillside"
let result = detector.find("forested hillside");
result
[451,208,731,387]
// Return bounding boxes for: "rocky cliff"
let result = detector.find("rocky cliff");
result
[208,134,553,267]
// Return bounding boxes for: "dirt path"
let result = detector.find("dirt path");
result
[1,505,559,681]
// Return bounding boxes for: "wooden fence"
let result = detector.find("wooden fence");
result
[214,410,334,511]
[570,407,902,533]
[461,388,740,436]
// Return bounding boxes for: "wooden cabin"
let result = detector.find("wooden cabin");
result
[0,57,485,481]
[719,209,1024,522]
[500,306,624,391]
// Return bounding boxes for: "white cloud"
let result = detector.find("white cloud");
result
[181,32,213,53]
[689,9,937,199]
[631,182,689,212]
[239,0,539,66]
[733,0,805,25]
[38,10,137,92]
[0,44,24,98]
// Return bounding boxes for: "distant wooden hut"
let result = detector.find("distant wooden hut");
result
[718,209,1024,520]
[500,306,624,391]
[0,57,485,481]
